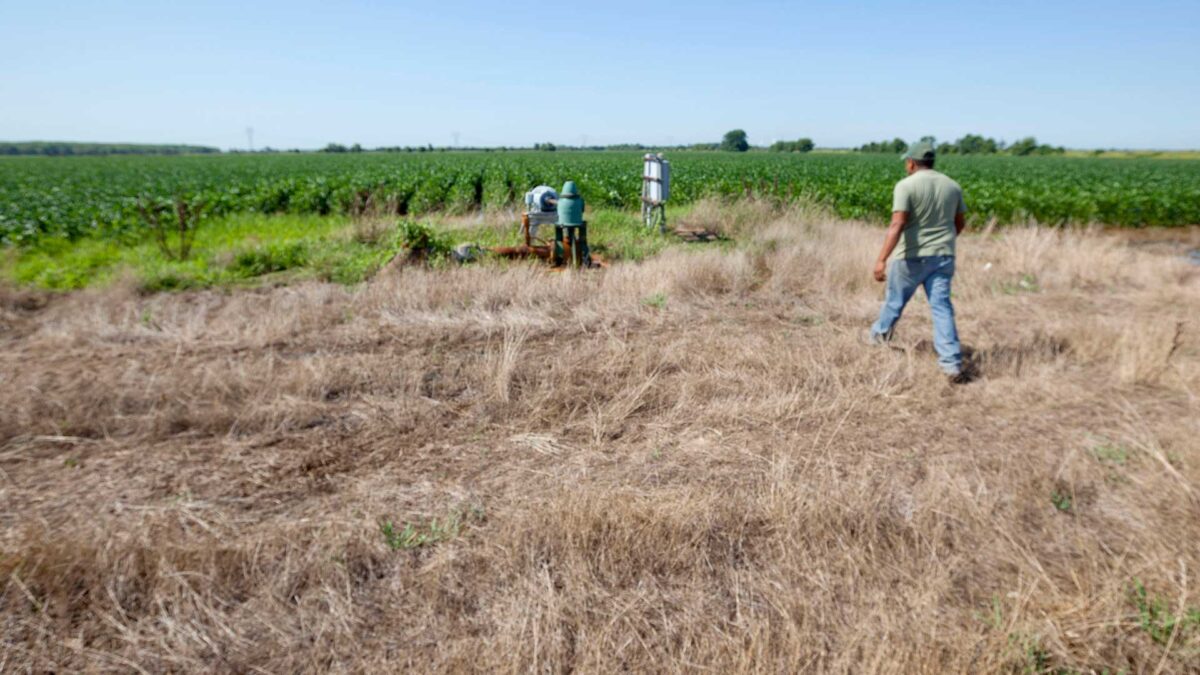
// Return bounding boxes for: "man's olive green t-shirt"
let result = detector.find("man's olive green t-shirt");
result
[891,169,966,260]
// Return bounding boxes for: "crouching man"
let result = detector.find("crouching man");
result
[868,140,967,383]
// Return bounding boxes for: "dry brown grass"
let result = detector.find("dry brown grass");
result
[2,204,1199,673]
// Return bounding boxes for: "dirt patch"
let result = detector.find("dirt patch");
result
[672,227,727,243]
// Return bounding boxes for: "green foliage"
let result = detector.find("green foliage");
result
[2,151,1200,248]
[0,141,219,156]
[1131,579,1200,645]
[939,134,1001,155]
[1008,137,1066,156]
[641,292,668,309]
[0,213,398,290]
[1050,490,1073,512]
[584,209,669,261]
[399,220,453,260]
[720,129,750,152]
[3,207,661,292]
[932,134,1064,156]
[380,505,483,550]
[770,138,815,153]
[1017,639,1054,674]
[982,596,1119,674]
[380,514,461,550]
[231,241,309,276]
[5,238,124,289]
[859,138,909,154]
[1091,442,1129,465]
[136,196,205,261]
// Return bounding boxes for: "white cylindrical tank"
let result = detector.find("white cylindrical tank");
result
[643,154,660,180]
[642,154,669,205]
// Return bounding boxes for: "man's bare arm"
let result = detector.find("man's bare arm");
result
[873,211,909,282]
[955,212,966,236]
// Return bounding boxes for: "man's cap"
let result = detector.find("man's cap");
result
[902,140,936,162]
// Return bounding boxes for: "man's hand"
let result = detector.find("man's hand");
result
[874,211,908,283]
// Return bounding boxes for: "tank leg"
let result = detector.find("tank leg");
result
[579,223,591,267]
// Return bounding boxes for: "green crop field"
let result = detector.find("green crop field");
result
[3,151,1200,246]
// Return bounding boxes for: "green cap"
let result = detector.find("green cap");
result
[557,180,584,226]
[902,140,936,162]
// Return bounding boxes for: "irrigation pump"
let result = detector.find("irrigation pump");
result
[488,181,594,268]
[642,153,670,233]
[554,180,590,268]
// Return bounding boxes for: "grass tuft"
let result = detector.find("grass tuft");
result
[1131,579,1200,646]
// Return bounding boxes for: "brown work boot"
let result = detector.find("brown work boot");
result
[861,328,892,346]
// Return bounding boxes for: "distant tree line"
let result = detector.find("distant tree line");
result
[319,142,733,153]
[1,141,221,156]
[857,135,1065,156]
[858,138,911,154]
[997,137,1066,156]
[320,143,367,153]
[769,138,815,153]
[719,130,818,153]
[1,137,1075,157]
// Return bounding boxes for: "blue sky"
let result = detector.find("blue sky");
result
[2,0,1198,150]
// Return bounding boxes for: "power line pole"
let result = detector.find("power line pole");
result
[246,127,254,152]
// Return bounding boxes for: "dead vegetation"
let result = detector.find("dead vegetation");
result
[1,203,1199,673]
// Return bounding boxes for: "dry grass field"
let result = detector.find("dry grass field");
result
[2,202,1198,673]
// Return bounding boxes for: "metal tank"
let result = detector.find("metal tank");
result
[555,181,590,267]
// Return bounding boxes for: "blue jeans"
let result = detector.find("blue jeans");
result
[871,255,962,375]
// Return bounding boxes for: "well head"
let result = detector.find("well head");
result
[557,180,584,226]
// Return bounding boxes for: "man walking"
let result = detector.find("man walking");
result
[868,140,967,382]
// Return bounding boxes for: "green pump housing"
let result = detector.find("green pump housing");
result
[557,181,584,226]
[553,180,590,267]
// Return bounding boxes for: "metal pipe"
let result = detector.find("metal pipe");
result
[490,245,553,261]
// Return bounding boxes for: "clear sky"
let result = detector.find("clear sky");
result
[3,0,1198,150]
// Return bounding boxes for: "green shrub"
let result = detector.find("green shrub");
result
[230,241,309,276]
[399,220,452,261]
[720,129,750,152]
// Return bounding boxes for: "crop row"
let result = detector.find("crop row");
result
[2,152,1199,245]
